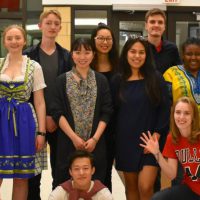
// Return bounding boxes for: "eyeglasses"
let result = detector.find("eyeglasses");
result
[94,36,113,43]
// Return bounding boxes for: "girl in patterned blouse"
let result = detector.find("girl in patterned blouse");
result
[51,38,112,187]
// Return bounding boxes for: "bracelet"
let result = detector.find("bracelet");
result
[37,131,46,136]
[92,137,98,143]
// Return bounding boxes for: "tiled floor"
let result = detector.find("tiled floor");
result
[0,158,126,200]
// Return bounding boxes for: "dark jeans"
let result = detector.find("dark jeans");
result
[27,132,57,200]
[152,184,200,200]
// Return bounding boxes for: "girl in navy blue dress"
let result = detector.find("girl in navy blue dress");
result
[111,37,170,200]
[51,38,112,187]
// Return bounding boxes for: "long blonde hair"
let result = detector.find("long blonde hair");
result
[170,97,200,144]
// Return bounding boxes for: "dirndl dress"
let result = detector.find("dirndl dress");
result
[0,56,47,179]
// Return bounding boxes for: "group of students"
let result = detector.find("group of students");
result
[0,6,200,200]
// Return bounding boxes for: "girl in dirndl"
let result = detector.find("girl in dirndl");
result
[0,25,47,200]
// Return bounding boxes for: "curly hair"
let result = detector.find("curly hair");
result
[181,37,200,55]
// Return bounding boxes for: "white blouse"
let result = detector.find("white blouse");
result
[0,54,46,91]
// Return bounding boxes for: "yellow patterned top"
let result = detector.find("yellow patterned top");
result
[164,65,200,111]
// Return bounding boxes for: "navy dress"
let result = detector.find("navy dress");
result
[111,75,170,172]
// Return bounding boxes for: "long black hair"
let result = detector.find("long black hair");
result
[91,23,119,72]
[119,37,161,105]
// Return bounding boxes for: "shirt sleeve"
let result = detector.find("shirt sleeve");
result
[163,68,174,104]
[163,68,173,83]
[162,134,177,159]
[48,186,68,200]
[93,188,114,200]
[32,61,46,92]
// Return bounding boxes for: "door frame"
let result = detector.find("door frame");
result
[167,6,200,42]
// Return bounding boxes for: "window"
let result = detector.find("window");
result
[26,0,42,47]
[176,21,200,50]
[73,7,110,40]
[0,0,42,56]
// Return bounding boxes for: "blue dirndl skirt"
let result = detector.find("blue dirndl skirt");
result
[0,97,36,178]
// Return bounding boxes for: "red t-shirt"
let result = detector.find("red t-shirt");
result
[163,134,200,195]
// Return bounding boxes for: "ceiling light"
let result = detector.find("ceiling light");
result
[75,18,107,26]
[26,24,39,31]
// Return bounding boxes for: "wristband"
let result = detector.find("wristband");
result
[37,131,46,136]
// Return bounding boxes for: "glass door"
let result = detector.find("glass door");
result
[112,11,146,53]
[167,6,200,51]
[119,21,146,53]
[176,21,200,50]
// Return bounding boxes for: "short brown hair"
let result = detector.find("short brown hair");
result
[39,9,61,23]
[145,8,166,23]
[170,97,200,144]
[3,24,26,43]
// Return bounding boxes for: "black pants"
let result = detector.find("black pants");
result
[152,184,200,200]
[27,132,57,200]
[27,174,41,200]
[172,161,184,185]
[154,170,161,192]
[104,132,115,192]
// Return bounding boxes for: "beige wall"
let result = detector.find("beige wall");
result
[43,6,71,50]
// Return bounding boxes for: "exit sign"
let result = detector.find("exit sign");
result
[164,0,180,3]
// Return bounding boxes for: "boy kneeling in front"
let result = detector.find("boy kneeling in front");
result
[48,150,113,200]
